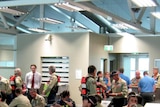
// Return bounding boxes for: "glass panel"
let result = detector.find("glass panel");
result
[130,58,136,70]
[0,34,16,67]
[138,58,149,71]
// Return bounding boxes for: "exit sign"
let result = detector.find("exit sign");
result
[104,45,113,51]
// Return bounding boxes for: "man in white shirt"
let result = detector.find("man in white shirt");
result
[25,64,42,100]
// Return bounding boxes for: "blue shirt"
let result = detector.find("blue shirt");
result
[119,73,131,86]
[103,78,110,91]
[138,75,155,92]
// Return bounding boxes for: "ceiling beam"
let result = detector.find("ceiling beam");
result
[150,7,156,33]
[0,27,18,35]
[0,12,9,28]
[0,0,60,7]
[66,0,153,34]
[127,0,136,22]
[137,7,146,23]
[74,0,91,2]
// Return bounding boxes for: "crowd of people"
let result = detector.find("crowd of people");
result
[79,65,160,107]
[0,64,160,107]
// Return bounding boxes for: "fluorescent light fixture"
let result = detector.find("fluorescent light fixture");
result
[28,28,50,33]
[131,0,157,7]
[151,12,160,19]
[54,2,84,11]
[0,7,26,15]
[36,17,64,24]
[112,24,129,29]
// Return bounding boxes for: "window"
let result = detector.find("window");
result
[0,35,16,67]
[123,54,149,79]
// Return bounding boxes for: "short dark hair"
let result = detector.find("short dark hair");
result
[143,71,148,75]
[119,68,124,73]
[0,91,7,102]
[60,90,70,98]
[30,64,37,68]
[88,65,96,74]
[15,88,22,94]
[97,71,102,76]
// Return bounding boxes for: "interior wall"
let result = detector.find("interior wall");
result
[17,32,91,105]
[110,35,160,75]
[89,32,108,71]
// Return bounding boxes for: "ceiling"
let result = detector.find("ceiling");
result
[0,0,160,36]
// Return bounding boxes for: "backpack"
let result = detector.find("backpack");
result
[80,76,89,96]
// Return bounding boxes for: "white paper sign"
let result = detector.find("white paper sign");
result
[75,69,82,79]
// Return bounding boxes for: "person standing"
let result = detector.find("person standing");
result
[108,71,128,107]
[152,67,160,101]
[96,71,106,99]
[30,88,46,107]
[42,65,58,104]
[9,88,31,107]
[10,68,23,99]
[86,65,97,96]
[138,71,155,106]
[25,64,42,100]
[130,70,141,93]
[118,68,131,88]
[0,75,12,105]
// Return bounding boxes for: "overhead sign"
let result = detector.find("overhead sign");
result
[104,45,113,51]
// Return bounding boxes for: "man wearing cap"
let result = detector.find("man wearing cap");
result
[109,71,128,107]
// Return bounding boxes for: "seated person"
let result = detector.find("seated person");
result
[57,90,76,107]
[82,95,97,107]
[95,95,103,107]
[0,91,8,107]
[123,92,143,107]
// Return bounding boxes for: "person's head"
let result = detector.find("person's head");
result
[119,68,124,74]
[88,65,97,77]
[143,71,148,76]
[153,67,159,76]
[135,70,140,79]
[127,95,138,107]
[111,71,119,81]
[95,95,102,104]
[14,68,22,76]
[82,96,97,107]
[60,90,70,100]
[0,91,7,102]
[104,72,110,78]
[15,88,22,96]
[29,88,37,98]
[97,71,103,78]
[30,64,37,73]
[49,65,56,75]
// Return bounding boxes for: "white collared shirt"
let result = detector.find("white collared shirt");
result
[25,71,42,89]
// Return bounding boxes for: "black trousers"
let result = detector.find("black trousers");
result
[140,92,154,106]
[110,97,127,107]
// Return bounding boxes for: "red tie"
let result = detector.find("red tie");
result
[31,73,35,88]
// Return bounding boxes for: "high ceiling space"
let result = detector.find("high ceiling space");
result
[0,0,160,36]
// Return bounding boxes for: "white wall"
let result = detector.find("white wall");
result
[89,32,108,70]
[110,35,160,75]
[17,32,90,105]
